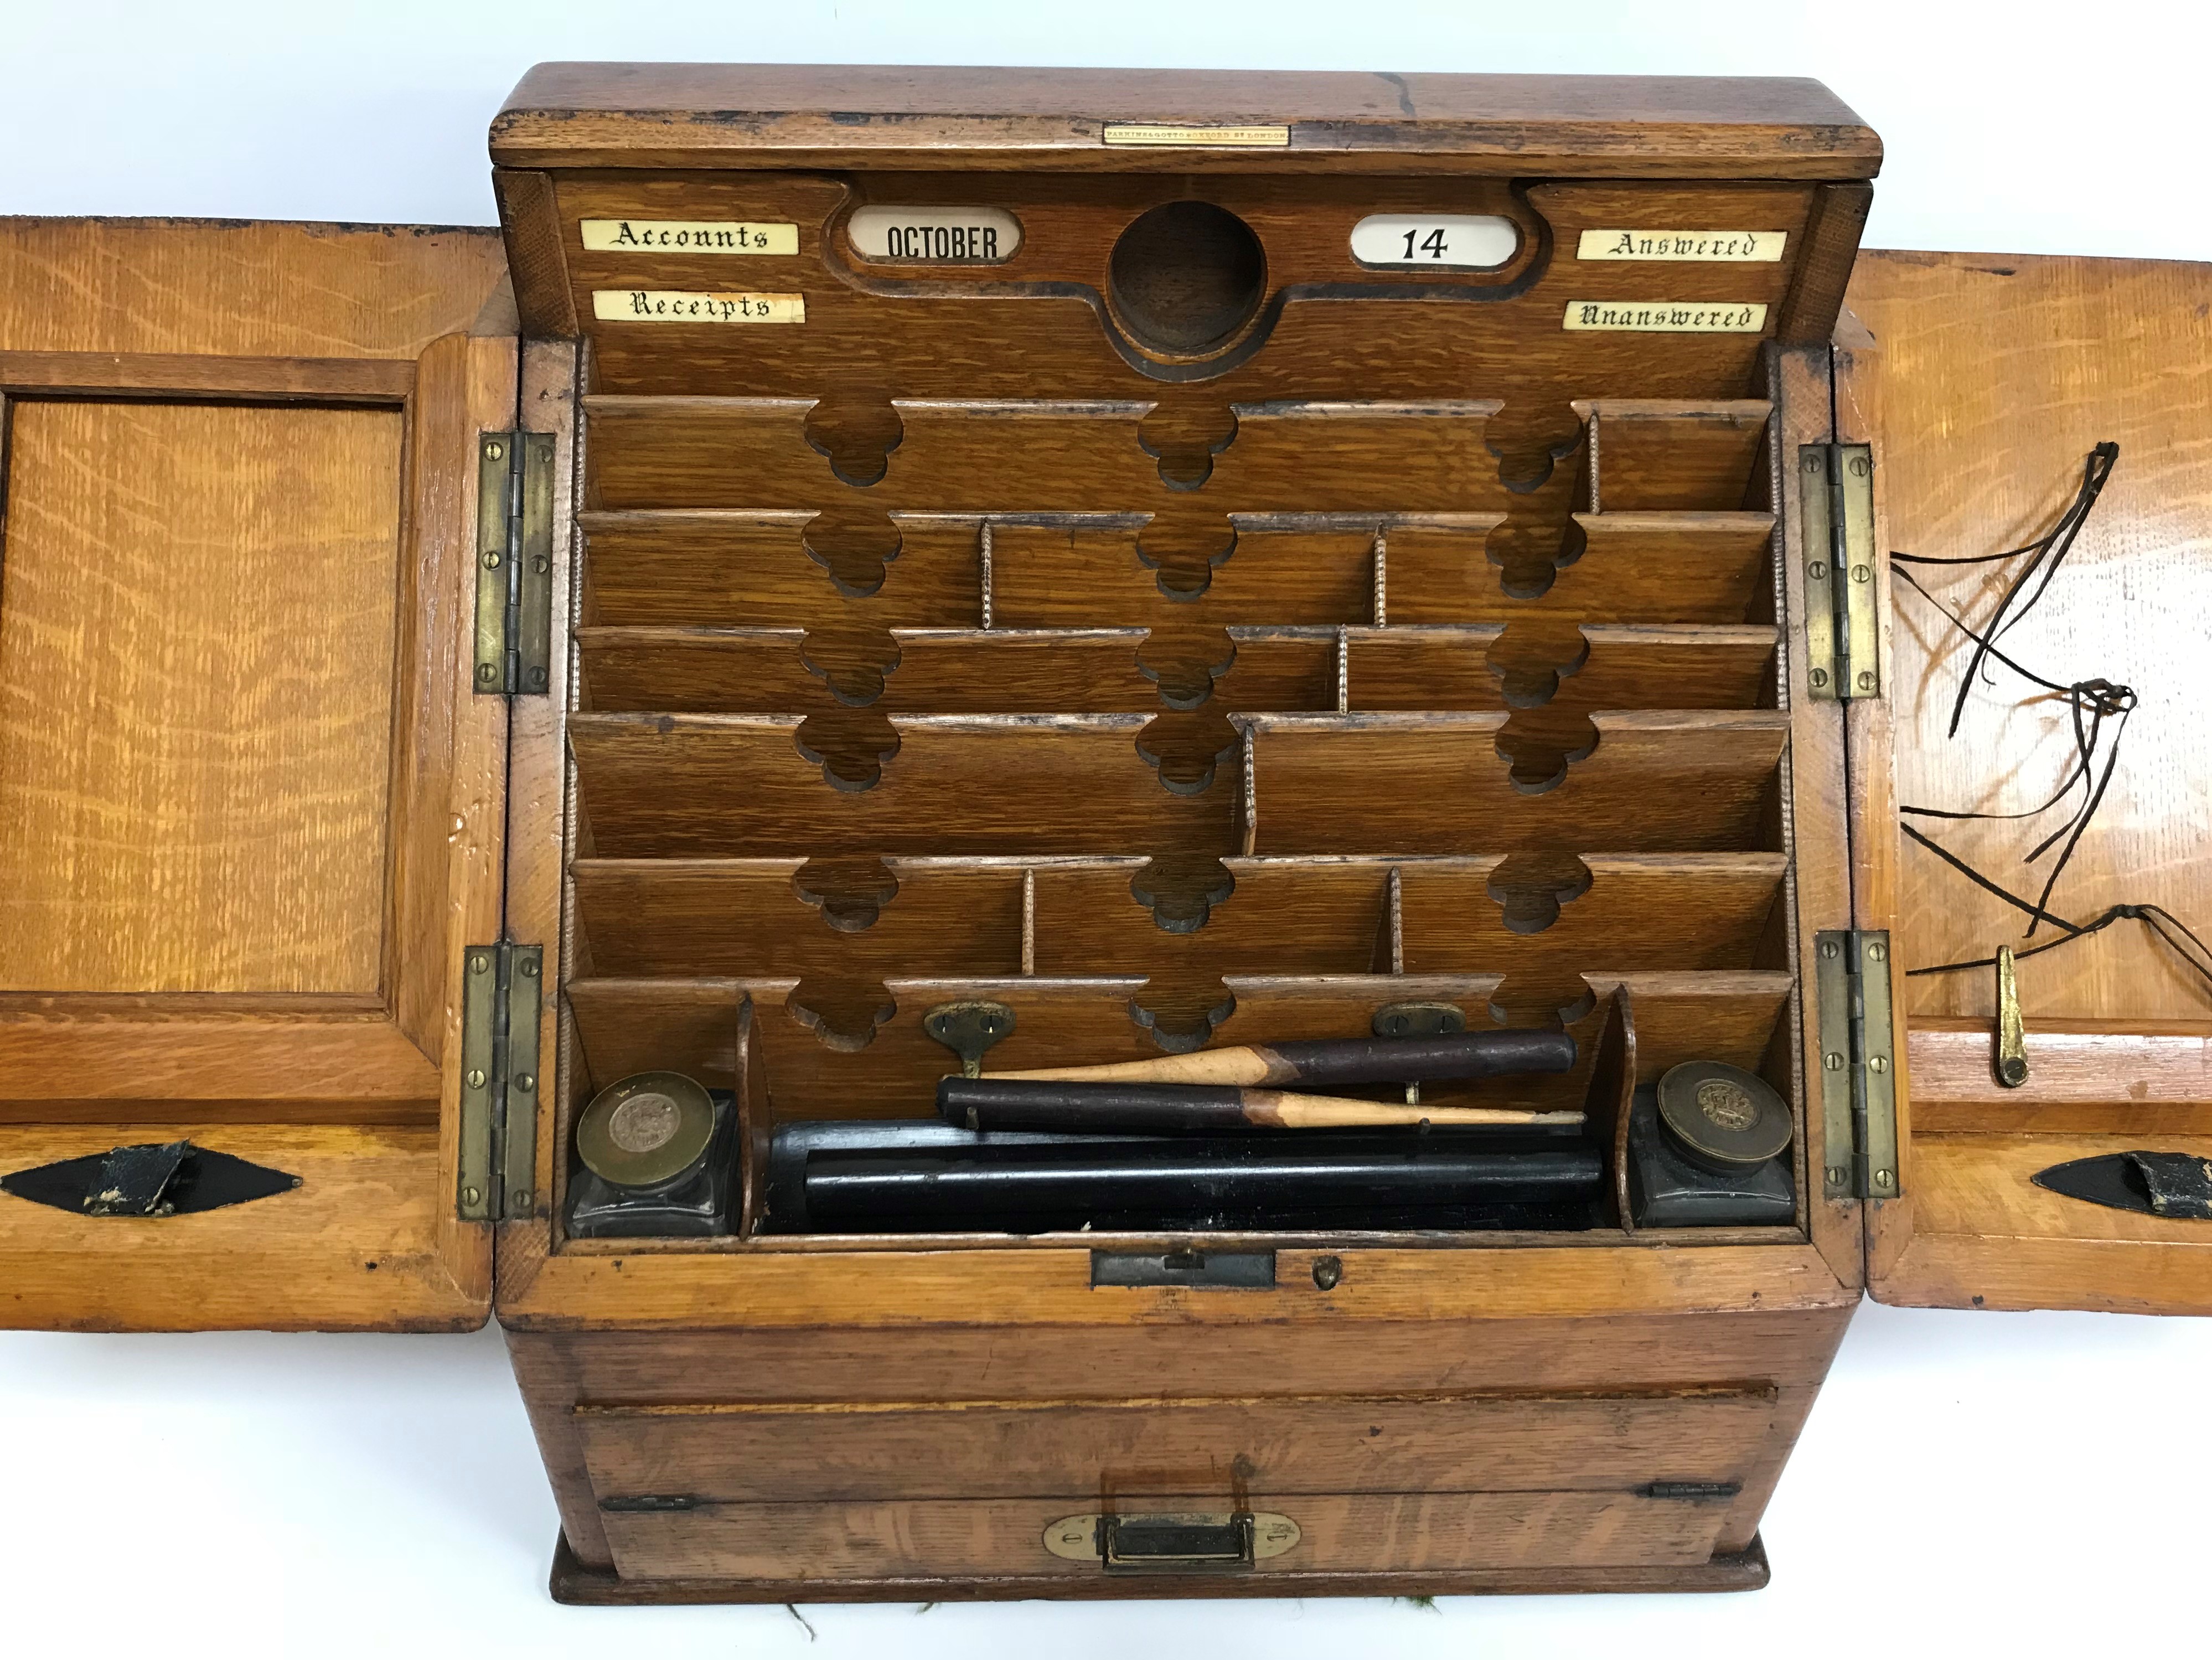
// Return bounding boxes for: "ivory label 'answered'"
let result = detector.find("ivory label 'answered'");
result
[1577,229,1786,262]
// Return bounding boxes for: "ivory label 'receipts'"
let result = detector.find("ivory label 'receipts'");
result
[592,290,806,324]
[1577,229,1787,261]
[847,205,1022,263]
[1102,123,1290,146]
[1562,300,1767,333]
[581,219,798,255]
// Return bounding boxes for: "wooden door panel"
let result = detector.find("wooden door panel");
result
[0,218,515,1330]
[1844,250,2212,1313]
[1,399,403,996]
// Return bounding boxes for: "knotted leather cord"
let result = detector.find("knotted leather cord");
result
[1891,443,2212,995]
[1893,561,2136,936]
[1894,440,2118,740]
[1899,821,2212,989]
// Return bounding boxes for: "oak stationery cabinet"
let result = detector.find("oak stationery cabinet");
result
[2,66,2206,1604]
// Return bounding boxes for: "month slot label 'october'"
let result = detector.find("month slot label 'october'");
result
[581,219,798,255]
[592,290,807,324]
[1577,229,1786,261]
[847,205,1023,263]
[1562,300,1767,333]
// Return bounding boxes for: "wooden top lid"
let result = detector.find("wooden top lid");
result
[492,64,1882,178]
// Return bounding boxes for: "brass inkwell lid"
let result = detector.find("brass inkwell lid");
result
[1655,1060,1792,1171]
[576,1071,716,1190]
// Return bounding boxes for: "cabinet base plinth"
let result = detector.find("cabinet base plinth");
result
[547,1531,1771,1606]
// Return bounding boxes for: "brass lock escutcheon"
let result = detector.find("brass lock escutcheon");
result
[1042,1510,1301,1573]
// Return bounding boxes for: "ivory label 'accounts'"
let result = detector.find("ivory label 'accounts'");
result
[592,290,807,324]
[1562,300,1768,333]
[1577,229,1786,261]
[581,219,798,254]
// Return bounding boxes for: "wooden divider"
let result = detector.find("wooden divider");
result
[575,622,1779,716]
[585,397,1517,513]
[1557,515,1777,622]
[579,509,975,627]
[567,714,1241,858]
[1588,401,1770,511]
[1245,712,1786,855]
[568,853,1785,993]
[578,509,1781,632]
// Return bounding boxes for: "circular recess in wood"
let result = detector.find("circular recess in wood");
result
[1108,201,1267,356]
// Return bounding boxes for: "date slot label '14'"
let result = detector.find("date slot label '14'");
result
[1350,214,1520,270]
[581,219,798,255]
[592,290,806,324]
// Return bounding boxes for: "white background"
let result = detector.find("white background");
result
[4,2,2208,1653]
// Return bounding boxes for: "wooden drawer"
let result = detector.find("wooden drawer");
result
[596,1489,1745,1581]
[576,1387,1775,1581]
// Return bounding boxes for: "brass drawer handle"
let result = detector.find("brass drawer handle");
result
[1043,1511,1301,1572]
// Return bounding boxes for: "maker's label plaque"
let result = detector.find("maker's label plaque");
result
[848,205,1022,263]
[581,219,798,255]
[1563,300,1768,333]
[592,290,806,324]
[1577,229,1787,262]
[1102,123,1290,147]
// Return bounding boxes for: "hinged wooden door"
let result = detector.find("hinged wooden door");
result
[1841,249,2212,1313]
[0,218,518,1329]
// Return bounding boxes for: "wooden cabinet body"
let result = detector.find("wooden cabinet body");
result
[2,67,2206,1605]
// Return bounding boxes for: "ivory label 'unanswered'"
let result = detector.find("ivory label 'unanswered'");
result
[1577,229,1786,261]
[592,290,806,324]
[581,219,798,255]
[1562,300,1767,333]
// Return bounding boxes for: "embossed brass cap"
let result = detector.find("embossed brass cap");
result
[1656,1060,1792,1169]
[576,1071,715,1189]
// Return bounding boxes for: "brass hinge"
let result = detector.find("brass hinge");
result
[1798,442,1880,700]
[457,942,545,1221]
[1816,929,1899,1200]
[473,431,555,697]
